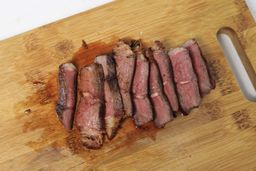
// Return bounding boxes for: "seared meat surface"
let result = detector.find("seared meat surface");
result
[56,63,77,130]
[169,47,201,114]
[152,41,179,112]
[146,49,173,128]
[75,63,105,149]
[183,39,215,95]
[55,38,215,149]
[95,54,124,139]
[132,41,153,126]
[113,40,135,118]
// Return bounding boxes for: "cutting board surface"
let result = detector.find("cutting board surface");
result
[1,0,256,170]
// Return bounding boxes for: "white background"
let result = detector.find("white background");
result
[0,0,255,40]
[0,0,112,40]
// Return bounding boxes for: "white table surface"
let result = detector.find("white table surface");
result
[0,0,112,40]
[0,0,255,41]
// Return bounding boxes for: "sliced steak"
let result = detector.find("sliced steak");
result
[95,54,124,139]
[75,63,104,149]
[168,47,201,114]
[56,63,77,130]
[131,41,153,126]
[152,41,179,112]
[146,49,173,128]
[183,39,215,95]
[113,40,135,118]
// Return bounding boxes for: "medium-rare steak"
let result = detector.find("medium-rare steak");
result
[183,39,215,95]
[146,49,173,128]
[168,47,201,114]
[56,63,77,130]
[113,40,135,118]
[95,54,124,139]
[75,63,105,149]
[152,41,179,112]
[131,41,153,126]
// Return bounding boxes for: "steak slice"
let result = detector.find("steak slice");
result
[183,39,215,95]
[75,63,105,149]
[168,47,201,114]
[56,63,77,130]
[146,49,173,128]
[152,41,179,112]
[95,54,124,139]
[131,41,153,127]
[113,40,135,118]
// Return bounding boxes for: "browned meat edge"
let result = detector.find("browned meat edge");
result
[183,39,215,95]
[151,41,179,112]
[56,63,77,130]
[131,40,153,127]
[146,49,173,128]
[168,47,201,114]
[113,40,136,118]
[75,63,105,149]
[95,54,124,139]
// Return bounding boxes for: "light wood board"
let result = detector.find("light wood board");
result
[1,0,256,170]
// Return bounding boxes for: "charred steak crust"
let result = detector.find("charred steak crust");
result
[168,47,201,114]
[131,41,153,127]
[75,63,105,149]
[113,40,136,118]
[95,54,124,139]
[151,41,179,112]
[146,49,173,128]
[56,63,78,130]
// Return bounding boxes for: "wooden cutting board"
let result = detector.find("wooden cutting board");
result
[1,0,256,170]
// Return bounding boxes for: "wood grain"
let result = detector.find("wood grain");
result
[0,0,256,170]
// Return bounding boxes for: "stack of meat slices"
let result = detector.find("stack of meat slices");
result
[56,38,215,149]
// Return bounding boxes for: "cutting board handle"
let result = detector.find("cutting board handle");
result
[217,27,256,101]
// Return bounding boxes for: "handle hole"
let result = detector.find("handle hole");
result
[217,27,256,101]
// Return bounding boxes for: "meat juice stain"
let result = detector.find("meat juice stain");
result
[62,118,159,164]
[15,72,67,151]
[14,40,160,165]
[71,40,116,70]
